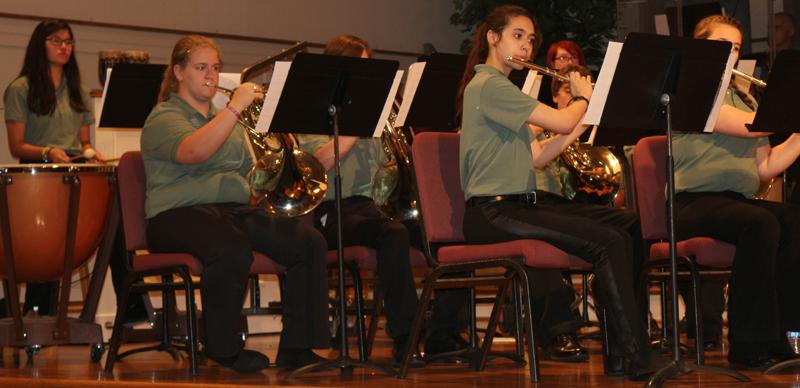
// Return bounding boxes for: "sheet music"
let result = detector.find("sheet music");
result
[95,68,112,126]
[654,14,670,36]
[375,70,405,137]
[256,61,291,133]
[583,41,623,126]
[703,50,737,133]
[521,71,541,97]
[394,62,425,127]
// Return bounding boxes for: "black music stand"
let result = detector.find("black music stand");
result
[592,32,750,387]
[753,49,800,375]
[260,52,400,378]
[398,53,465,131]
[98,63,165,128]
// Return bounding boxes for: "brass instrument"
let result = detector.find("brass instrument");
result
[371,100,419,220]
[215,85,328,217]
[506,56,595,85]
[542,128,623,204]
[508,56,620,203]
[732,69,767,89]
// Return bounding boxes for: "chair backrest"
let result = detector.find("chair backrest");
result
[411,132,465,243]
[116,151,149,251]
[631,136,668,240]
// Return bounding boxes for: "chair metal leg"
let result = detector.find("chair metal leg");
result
[346,262,368,362]
[468,272,478,349]
[514,266,539,383]
[103,276,135,375]
[511,276,525,359]
[366,286,383,358]
[398,273,437,378]
[687,259,705,365]
[178,270,199,376]
[581,273,590,322]
[476,277,512,371]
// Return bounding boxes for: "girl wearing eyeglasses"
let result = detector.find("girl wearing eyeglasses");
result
[3,19,104,317]
[4,19,102,164]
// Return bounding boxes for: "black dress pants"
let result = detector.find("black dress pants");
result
[463,195,649,359]
[313,196,418,339]
[675,191,800,350]
[147,203,329,358]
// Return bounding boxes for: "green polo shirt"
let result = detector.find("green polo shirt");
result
[297,134,387,200]
[460,64,539,200]
[674,88,768,197]
[3,76,94,154]
[141,93,253,219]
[533,132,569,196]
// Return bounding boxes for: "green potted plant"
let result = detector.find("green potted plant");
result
[451,0,617,70]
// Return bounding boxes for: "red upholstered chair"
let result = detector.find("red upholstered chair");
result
[399,132,594,382]
[104,151,284,376]
[631,136,735,364]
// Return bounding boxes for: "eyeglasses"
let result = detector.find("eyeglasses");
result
[46,37,75,47]
[554,55,577,63]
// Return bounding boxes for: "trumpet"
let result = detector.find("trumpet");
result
[731,69,767,89]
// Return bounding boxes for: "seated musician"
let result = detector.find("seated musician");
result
[673,15,800,370]
[513,63,647,363]
[2,19,113,318]
[297,34,467,366]
[140,35,329,372]
[457,5,660,378]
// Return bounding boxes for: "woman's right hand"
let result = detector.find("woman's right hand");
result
[568,72,593,103]
[229,82,264,113]
[49,148,70,163]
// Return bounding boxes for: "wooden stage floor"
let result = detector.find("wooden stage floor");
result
[1,332,799,387]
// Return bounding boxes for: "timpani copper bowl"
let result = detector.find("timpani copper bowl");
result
[0,163,116,361]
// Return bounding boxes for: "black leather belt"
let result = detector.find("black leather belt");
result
[466,192,537,208]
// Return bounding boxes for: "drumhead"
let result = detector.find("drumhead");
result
[0,163,116,173]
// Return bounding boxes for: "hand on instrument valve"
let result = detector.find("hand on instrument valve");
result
[229,81,264,113]
[567,72,592,103]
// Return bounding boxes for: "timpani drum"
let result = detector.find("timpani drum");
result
[0,164,115,283]
[98,49,150,85]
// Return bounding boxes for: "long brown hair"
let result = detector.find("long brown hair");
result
[7,20,87,115]
[455,5,536,122]
[692,15,757,110]
[158,35,221,102]
[324,35,372,58]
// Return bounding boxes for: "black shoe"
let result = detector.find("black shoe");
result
[207,349,270,373]
[728,345,777,372]
[604,355,626,376]
[543,334,588,363]
[392,335,425,368]
[275,348,328,370]
[424,332,470,361]
[625,352,670,381]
